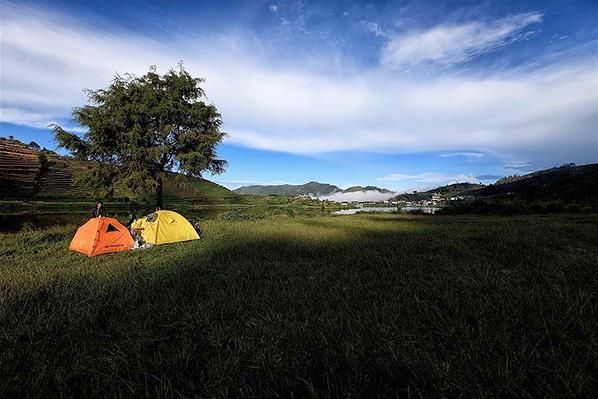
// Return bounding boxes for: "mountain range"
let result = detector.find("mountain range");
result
[234,182,393,197]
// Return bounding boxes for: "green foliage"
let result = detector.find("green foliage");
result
[393,191,431,201]
[217,208,252,221]
[27,141,40,150]
[1,214,598,396]
[432,182,484,195]
[393,182,484,201]
[50,125,90,159]
[496,174,522,184]
[36,151,47,166]
[52,65,226,207]
[46,159,121,201]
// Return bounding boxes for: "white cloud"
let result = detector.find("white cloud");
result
[270,4,278,12]
[378,172,479,183]
[1,4,597,167]
[503,161,539,172]
[440,152,485,158]
[0,107,56,128]
[380,12,543,69]
[0,108,91,135]
[318,190,396,202]
[377,172,480,192]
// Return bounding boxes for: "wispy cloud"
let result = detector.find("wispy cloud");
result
[378,172,479,184]
[440,152,485,159]
[503,162,541,172]
[0,108,88,134]
[380,12,543,69]
[476,174,502,181]
[0,108,56,128]
[377,172,480,192]
[359,21,386,37]
[319,190,396,202]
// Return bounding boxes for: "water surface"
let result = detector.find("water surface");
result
[333,206,441,215]
[333,207,395,215]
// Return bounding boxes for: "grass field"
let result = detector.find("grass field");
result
[1,213,597,397]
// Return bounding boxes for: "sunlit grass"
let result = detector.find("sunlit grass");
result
[1,213,597,396]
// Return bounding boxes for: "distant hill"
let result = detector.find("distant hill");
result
[234,181,340,196]
[467,163,598,202]
[234,182,393,197]
[433,182,485,197]
[393,182,484,201]
[0,138,244,205]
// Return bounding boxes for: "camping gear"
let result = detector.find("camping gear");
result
[69,217,134,256]
[131,210,200,245]
[130,228,152,250]
[187,217,204,238]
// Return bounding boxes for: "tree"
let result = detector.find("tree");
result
[28,141,41,150]
[52,65,227,208]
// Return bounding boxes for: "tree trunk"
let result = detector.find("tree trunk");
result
[155,176,164,210]
[106,186,114,201]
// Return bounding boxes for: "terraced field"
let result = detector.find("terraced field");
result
[0,140,41,198]
[0,139,245,206]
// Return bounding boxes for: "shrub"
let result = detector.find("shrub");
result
[218,209,251,221]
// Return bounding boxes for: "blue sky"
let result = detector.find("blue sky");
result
[1,0,597,192]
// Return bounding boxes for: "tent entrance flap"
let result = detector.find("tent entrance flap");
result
[106,223,120,232]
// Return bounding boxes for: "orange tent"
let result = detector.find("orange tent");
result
[69,217,134,256]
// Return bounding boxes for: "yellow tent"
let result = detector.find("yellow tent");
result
[131,210,200,245]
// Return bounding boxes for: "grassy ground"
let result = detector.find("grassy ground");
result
[1,213,597,397]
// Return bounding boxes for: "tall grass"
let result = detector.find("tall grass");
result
[1,214,597,397]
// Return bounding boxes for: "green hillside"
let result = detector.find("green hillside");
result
[162,173,246,206]
[393,182,484,201]
[390,164,598,205]
[0,138,244,206]
[433,182,485,197]
[469,163,598,202]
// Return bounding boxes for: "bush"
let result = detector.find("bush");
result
[218,209,251,221]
